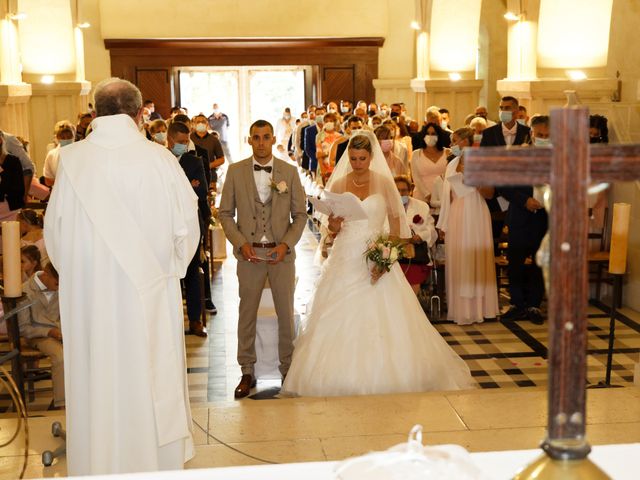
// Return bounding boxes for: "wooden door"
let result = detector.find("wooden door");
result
[136,68,172,119]
[320,66,354,104]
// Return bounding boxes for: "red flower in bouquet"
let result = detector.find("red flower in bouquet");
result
[412,214,424,225]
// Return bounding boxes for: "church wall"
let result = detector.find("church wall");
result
[607,0,640,309]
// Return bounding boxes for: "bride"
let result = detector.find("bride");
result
[282,131,474,396]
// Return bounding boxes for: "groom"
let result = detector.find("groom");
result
[219,119,307,398]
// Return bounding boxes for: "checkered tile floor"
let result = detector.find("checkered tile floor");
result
[2,224,638,412]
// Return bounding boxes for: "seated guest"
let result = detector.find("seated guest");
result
[148,119,167,145]
[18,209,47,261]
[21,244,42,281]
[17,262,64,409]
[437,127,499,325]
[167,121,212,335]
[395,175,437,294]
[375,125,407,176]
[43,123,75,186]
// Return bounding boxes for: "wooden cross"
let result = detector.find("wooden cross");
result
[464,107,640,471]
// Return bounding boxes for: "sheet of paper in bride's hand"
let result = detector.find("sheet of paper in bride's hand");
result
[308,190,368,221]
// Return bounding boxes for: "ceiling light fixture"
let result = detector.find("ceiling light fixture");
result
[567,70,587,81]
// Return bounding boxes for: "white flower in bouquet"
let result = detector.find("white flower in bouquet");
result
[390,246,398,262]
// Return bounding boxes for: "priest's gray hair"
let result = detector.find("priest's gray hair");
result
[93,77,143,118]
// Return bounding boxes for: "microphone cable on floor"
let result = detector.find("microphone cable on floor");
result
[192,419,279,465]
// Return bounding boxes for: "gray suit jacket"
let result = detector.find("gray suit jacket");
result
[219,157,307,261]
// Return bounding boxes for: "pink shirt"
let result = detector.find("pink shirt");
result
[410,149,448,202]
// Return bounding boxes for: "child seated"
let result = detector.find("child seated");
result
[17,262,63,409]
[21,245,42,281]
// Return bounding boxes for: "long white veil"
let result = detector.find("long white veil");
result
[322,129,411,239]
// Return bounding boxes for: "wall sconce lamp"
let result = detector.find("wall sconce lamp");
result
[41,75,55,84]
[448,72,462,81]
[77,21,90,28]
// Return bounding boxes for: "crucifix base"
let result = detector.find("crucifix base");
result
[513,453,610,479]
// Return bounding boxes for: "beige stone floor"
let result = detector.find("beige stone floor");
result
[0,385,639,478]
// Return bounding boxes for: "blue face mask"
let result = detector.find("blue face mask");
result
[533,137,551,147]
[516,118,527,126]
[450,144,462,157]
[171,143,188,157]
[499,110,513,124]
[401,195,410,205]
[58,139,73,147]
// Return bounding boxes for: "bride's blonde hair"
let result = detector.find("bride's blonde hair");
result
[348,134,373,153]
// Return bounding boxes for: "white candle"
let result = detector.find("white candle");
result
[2,221,22,297]
[609,203,631,275]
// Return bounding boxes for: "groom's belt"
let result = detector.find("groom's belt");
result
[252,242,277,249]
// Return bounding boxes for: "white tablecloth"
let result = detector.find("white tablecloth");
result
[62,443,639,479]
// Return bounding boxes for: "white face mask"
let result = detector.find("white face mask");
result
[154,132,167,143]
[440,120,448,130]
[517,118,526,126]
[499,110,513,123]
[450,144,462,157]
[328,108,337,114]
[195,123,207,133]
[213,108,220,115]
[424,135,438,147]
[341,106,350,113]
[400,195,410,205]
[284,113,291,120]
[324,121,335,131]
[533,137,551,147]
[473,134,483,144]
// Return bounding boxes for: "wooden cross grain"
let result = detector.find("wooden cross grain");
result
[464,106,640,469]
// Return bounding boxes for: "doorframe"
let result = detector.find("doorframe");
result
[105,37,384,118]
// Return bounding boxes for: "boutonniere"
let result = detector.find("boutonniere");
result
[271,179,288,194]
[412,214,424,225]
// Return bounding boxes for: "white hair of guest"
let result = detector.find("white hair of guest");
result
[469,116,487,129]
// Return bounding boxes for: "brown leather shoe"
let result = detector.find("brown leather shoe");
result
[234,374,256,399]
[187,321,208,338]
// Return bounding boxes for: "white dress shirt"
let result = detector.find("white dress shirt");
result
[253,157,274,204]
[501,122,518,146]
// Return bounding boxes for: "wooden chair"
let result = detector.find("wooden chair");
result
[0,298,52,407]
[587,207,620,306]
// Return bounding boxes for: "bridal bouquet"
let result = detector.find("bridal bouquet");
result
[364,235,406,284]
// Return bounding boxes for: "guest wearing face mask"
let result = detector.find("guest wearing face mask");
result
[276,107,296,151]
[339,100,352,116]
[375,125,407,176]
[43,124,75,187]
[517,106,529,126]
[191,113,225,189]
[367,103,378,118]
[148,119,168,146]
[410,122,450,207]
[395,175,437,295]
[439,108,453,132]
[316,112,341,182]
[469,116,487,146]
[498,115,549,325]
[330,115,363,167]
[304,108,325,179]
[480,96,531,249]
[474,106,496,127]
[437,127,499,325]
[167,121,212,336]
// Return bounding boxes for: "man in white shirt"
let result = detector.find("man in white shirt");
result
[44,78,200,475]
[218,120,307,399]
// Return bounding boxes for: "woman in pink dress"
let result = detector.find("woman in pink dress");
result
[436,127,499,325]
[410,123,450,205]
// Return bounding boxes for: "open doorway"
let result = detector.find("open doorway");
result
[179,66,307,160]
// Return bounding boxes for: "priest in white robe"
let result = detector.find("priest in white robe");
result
[44,78,200,475]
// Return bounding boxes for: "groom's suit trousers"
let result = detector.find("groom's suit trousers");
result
[237,256,296,377]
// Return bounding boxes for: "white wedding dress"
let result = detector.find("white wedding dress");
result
[282,194,475,397]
